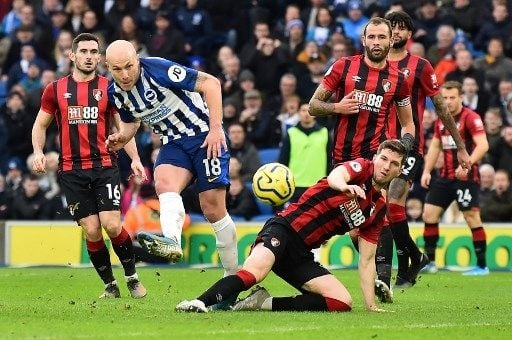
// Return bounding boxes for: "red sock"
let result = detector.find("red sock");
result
[111,227,130,245]
[325,297,352,312]
[236,269,257,289]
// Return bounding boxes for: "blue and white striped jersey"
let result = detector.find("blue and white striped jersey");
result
[107,57,210,140]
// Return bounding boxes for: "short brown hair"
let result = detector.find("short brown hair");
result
[377,139,407,166]
[72,33,100,52]
[442,81,463,95]
[363,17,392,37]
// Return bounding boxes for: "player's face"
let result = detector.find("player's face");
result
[390,23,411,49]
[69,40,100,75]
[441,87,463,116]
[363,23,391,63]
[107,54,140,91]
[373,148,403,185]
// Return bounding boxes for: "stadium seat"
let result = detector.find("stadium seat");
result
[258,148,280,165]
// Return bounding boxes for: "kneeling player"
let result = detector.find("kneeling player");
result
[176,139,406,313]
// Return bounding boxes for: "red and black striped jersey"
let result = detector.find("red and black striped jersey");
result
[434,107,485,182]
[323,54,411,163]
[387,53,439,155]
[41,75,117,171]
[278,158,387,248]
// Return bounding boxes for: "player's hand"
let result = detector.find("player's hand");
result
[106,133,127,152]
[340,184,366,199]
[336,91,359,115]
[456,149,471,170]
[455,165,469,180]
[421,172,431,188]
[367,305,394,313]
[32,152,46,174]
[130,159,147,182]
[201,126,227,159]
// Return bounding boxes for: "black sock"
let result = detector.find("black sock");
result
[197,275,246,307]
[87,239,115,284]
[273,293,328,311]
[376,227,393,286]
[111,228,136,277]
[391,220,411,279]
[423,223,439,262]
[471,226,487,268]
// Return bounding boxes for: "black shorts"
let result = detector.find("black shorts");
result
[425,178,480,211]
[253,217,330,292]
[398,150,423,182]
[59,167,121,221]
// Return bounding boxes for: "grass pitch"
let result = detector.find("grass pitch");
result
[0,267,510,339]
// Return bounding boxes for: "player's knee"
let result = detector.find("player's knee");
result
[324,296,352,312]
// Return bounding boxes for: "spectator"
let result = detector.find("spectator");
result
[239,89,281,149]
[323,42,352,73]
[48,9,72,40]
[494,78,512,125]
[35,0,63,28]
[306,5,337,50]
[135,0,169,34]
[6,43,49,90]
[426,24,456,67]
[273,3,301,41]
[52,30,73,77]
[445,49,485,91]
[219,56,241,100]
[1,91,33,161]
[474,2,512,52]
[297,54,326,102]
[461,76,489,118]
[79,10,107,49]
[276,94,301,137]
[65,0,89,35]
[479,163,496,209]
[0,0,25,36]
[111,14,146,44]
[227,122,261,183]
[146,11,186,64]
[5,157,24,193]
[211,45,236,78]
[9,173,51,219]
[280,19,306,62]
[445,0,481,39]
[339,0,368,52]
[0,174,11,219]
[483,108,504,157]
[409,42,426,58]
[406,197,423,222]
[480,169,512,222]
[226,176,260,221]
[174,0,214,56]
[278,102,330,202]
[18,62,41,93]
[16,4,53,60]
[474,37,512,95]
[221,97,240,129]
[266,73,299,116]
[486,125,512,177]
[239,21,271,68]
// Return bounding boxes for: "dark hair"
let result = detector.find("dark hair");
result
[72,33,99,52]
[385,10,414,31]
[442,80,463,95]
[363,17,392,37]
[377,139,407,165]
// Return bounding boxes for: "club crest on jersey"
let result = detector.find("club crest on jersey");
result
[93,89,102,101]
[382,79,391,92]
[400,68,410,78]
[144,88,157,101]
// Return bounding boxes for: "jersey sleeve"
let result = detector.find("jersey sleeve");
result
[419,59,440,97]
[394,74,411,107]
[107,84,136,123]
[342,158,371,184]
[40,83,57,115]
[322,58,345,93]
[466,110,486,136]
[358,220,385,244]
[143,57,198,92]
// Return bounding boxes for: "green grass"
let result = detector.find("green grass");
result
[0,267,510,339]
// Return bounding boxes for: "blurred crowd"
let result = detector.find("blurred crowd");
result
[0,0,512,223]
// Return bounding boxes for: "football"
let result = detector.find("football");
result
[252,163,295,206]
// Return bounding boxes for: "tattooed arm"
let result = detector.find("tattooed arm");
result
[432,93,471,169]
[309,84,359,117]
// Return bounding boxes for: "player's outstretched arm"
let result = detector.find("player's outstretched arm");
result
[195,71,227,159]
[431,93,471,169]
[327,165,366,199]
[31,109,54,174]
[358,237,389,312]
[106,120,140,152]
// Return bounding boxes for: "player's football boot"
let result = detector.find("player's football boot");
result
[127,278,147,298]
[232,286,271,311]
[137,231,183,263]
[374,279,393,303]
[175,299,208,313]
[421,261,439,274]
[394,276,413,289]
[408,253,429,284]
[462,267,490,276]
[99,281,121,299]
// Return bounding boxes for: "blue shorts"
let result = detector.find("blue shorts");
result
[155,132,230,192]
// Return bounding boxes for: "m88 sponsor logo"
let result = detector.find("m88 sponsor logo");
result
[353,89,383,113]
[68,106,99,124]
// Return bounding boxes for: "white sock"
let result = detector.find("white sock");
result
[158,192,185,246]
[125,273,138,282]
[211,214,238,276]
